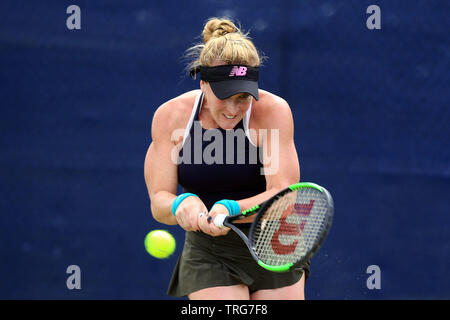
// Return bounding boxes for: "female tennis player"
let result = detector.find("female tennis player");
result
[144,18,309,300]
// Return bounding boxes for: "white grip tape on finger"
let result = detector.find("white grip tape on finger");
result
[198,211,206,218]
[213,214,227,228]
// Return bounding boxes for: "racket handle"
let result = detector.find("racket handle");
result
[213,214,227,228]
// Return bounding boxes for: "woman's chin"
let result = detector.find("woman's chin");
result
[220,119,239,130]
[219,114,241,129]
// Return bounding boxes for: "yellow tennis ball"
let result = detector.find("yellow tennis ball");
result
[144,230,176,259]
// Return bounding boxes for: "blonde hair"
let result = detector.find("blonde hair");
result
[185,18,264,77]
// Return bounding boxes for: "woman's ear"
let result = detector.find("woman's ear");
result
[200,80,205,92]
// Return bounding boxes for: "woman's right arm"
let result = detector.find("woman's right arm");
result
[144,102,179,225]
[144,99,211,232]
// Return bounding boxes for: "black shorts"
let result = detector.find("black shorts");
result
[167,224,310,297]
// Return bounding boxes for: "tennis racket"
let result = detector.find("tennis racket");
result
[211,182,334,272]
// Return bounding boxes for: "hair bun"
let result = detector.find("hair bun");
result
[184,17,263,74]
[203,18,238,43]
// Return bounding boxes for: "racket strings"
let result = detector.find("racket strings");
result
[256,193,301,265]
[253,193,294,264]
[252,188,330,267]
[254,193,287,258]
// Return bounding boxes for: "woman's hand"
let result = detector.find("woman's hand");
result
[197,203,230,237]
[174,196,208,232]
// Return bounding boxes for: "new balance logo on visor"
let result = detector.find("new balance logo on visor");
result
[229,66,247,77]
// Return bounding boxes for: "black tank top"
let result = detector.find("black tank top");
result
[177,92,266,209]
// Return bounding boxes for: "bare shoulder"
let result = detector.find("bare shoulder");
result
[252,90,293,129]
[151,90,200,140]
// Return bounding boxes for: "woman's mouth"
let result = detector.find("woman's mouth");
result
[223,113,237,119]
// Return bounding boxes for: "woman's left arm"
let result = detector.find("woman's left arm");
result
[260,97,300,190]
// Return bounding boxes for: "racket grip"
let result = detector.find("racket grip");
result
[213,214,227,228]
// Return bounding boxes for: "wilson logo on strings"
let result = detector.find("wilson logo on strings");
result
[271,200,315,255]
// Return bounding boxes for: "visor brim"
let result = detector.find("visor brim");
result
[209,80,259,101]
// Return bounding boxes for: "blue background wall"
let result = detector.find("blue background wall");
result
[0,0,449,299]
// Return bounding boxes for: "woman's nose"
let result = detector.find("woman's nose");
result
[224,101,240,114]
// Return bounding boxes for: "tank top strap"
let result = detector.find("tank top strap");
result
[193,92,204,122]
[182,91,204,147]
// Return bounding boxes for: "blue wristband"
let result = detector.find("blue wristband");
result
[213,199,241,216]
[171,193,199,216]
